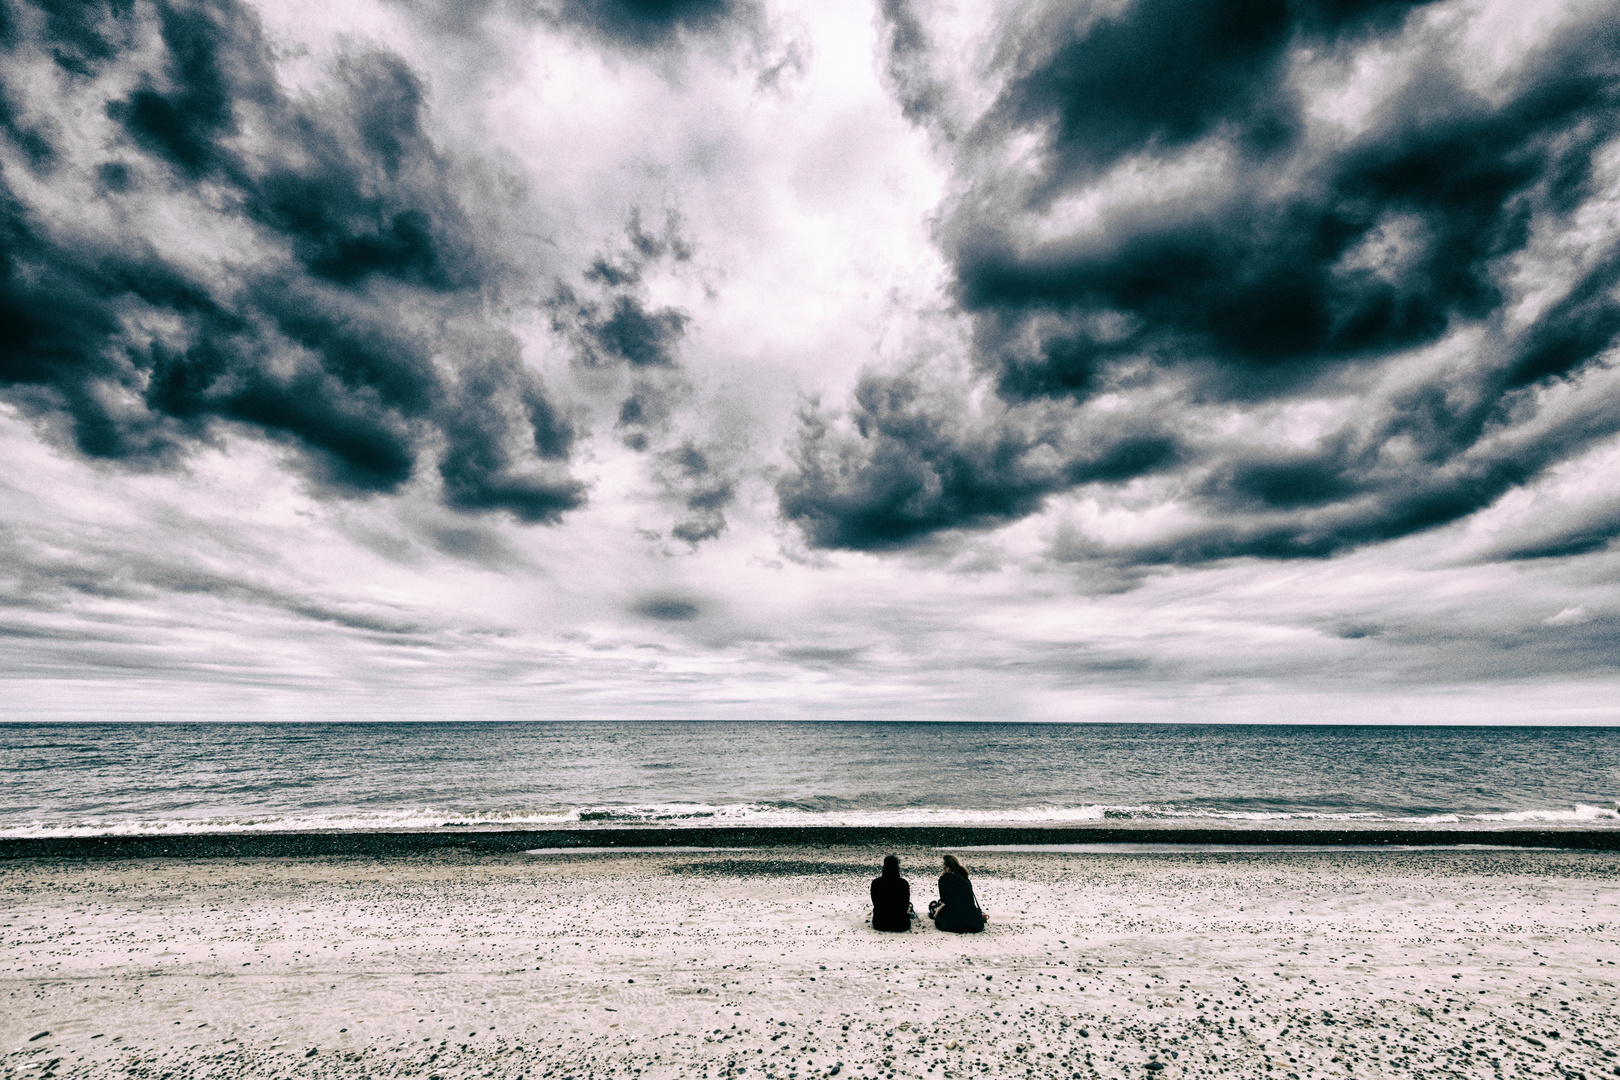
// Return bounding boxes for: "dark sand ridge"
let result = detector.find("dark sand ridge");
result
[4,824,1620,861]
[2,846,1617,1080]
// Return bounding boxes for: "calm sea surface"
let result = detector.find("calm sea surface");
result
[1,721,1617,836]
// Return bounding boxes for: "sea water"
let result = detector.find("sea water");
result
[1,721,1617,836]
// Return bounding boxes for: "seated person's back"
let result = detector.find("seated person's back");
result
[870,854,911,932]
[931,854,985,933]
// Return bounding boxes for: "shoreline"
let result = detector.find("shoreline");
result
[4,822,1620,860]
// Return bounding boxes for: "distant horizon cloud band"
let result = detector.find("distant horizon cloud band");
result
[2,0,1618,723]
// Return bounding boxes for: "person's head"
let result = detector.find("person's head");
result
[882,854,900,877]
[942,853,968,878]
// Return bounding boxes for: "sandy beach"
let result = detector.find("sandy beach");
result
[2,845,1617,1080]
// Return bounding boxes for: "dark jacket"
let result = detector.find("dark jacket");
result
[933,871,984,933]
[870,873,911,932]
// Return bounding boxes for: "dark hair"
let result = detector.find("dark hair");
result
[882,854,900,877]
[941,853,968,878]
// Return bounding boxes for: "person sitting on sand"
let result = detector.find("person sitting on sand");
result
[927,853,986,933]
[870,854,913,932]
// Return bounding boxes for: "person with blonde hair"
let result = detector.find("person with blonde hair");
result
[927,853,985,933]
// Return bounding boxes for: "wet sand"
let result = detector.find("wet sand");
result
[2,846,1617,1079]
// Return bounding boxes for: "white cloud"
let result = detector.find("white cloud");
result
[1544,606,1591,626]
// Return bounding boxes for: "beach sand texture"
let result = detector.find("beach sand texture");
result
[2,847,1617,1079]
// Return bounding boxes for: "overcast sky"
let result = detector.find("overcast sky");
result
[2,0,1618,723]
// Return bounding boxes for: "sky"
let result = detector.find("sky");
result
[2,0,1619,724]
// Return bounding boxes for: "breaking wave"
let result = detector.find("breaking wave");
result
[3,800,1616,838]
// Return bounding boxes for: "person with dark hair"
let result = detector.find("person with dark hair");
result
[927,853,986,933]
[870,854,912,932]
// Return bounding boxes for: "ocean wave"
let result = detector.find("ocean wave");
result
[1475,803,1620,822]
[2,799,1618,837]
[0,807,579,838]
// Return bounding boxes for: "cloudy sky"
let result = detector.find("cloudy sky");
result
[2,0,1619,724]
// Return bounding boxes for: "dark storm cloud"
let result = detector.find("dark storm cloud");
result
[553,212,694,375]
[779,370,1180,550]
[551,213,743,547]
[654,441,736,543]
[540,0,761,52]
[549,214,740,544]
[959,11,1620,390]
[876,0,951,134]
[0,0,584,522]
[577,294,689,369]
[978,0,1442,196]
[384,0,762,55]
[785,0,1620,563]
[632,594,702,621]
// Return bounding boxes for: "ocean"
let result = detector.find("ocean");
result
[2,721,1617,838]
